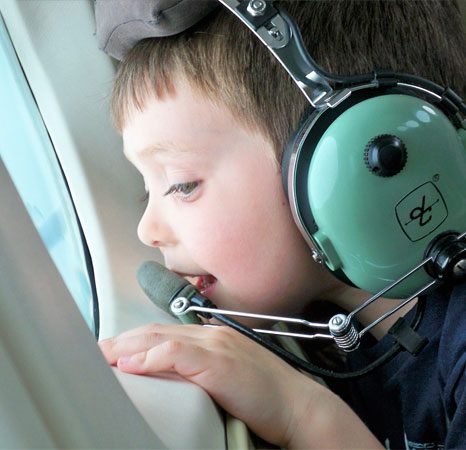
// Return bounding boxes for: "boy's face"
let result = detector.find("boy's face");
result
[123,80,335,318]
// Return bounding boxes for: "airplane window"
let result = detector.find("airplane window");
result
[0,15,98,336]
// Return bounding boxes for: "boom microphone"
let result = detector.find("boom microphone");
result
[136,261,204,324]
[135,260,428,380]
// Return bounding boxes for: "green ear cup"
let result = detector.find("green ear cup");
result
[303,94,466,298]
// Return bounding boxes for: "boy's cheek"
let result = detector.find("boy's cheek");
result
[184,214,252,263]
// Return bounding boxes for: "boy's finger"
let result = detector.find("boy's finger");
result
[114,322,207,340]
[98,323,209,364]
[98,332,201,365]
[117,340,211,380]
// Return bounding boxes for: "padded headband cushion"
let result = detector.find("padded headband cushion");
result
[95,0,218,60]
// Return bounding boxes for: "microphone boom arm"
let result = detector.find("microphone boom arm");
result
[170,257,440,352]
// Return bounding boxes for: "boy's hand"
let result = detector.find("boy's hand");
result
[99,324,382,449]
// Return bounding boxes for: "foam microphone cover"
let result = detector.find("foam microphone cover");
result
[136,261,191,315]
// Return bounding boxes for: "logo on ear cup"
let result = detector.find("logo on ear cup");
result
[395,182,448,242]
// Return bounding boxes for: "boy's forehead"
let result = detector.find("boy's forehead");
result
[124,139,200,161]
[124,85,224,130]
[122,115,232,162]
[121,89,243,158]
[121,81,275,164]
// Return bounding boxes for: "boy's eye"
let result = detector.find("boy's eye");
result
[163,181,201,201]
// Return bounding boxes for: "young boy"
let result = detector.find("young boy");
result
[98,1,466,448]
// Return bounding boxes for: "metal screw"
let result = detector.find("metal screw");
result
[331,316,343,326]
[170,297,190,315]
[247,0,266,17]
[268,26,283,41]
[311,249,323,264]
[173,299,184,309]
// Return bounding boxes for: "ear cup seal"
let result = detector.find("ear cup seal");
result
[283,103,357,287]
[282,89,390,287]
[281,105,315,200]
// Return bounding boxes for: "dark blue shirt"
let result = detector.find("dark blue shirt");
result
[331,282,466,450]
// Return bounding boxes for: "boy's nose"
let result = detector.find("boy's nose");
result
[137,203,175,248]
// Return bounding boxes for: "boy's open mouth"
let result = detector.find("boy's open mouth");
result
[195,274,217,297]
[174,272,218,298]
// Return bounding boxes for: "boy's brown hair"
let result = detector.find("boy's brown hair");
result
[111,0,466,160]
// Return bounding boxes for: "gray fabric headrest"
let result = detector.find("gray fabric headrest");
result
[95,0,218,61]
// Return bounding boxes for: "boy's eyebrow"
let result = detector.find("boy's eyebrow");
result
[125,140,193,160]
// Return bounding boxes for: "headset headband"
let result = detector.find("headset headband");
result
[217,0,466,118]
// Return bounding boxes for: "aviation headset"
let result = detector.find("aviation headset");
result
[96,0,466,378]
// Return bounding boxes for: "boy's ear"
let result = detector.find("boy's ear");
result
[94,0,218,61]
